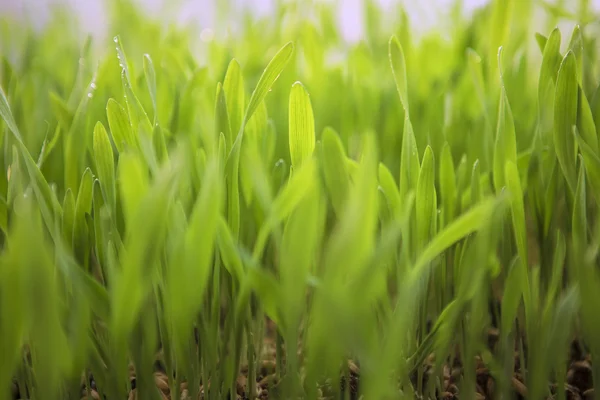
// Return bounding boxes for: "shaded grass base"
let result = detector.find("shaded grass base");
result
[9,327,595,400]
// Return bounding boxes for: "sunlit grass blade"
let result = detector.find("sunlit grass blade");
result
[93,122,116,215]
[223,59,245,145]
[215,82,232,153]
[117,151,148,224]
[439,143,456,227]
[575,128,600,204]
[253,157,317,261]
[0,86,62,239]
[389,35,409,114]
[572,155,587,256]
[243,42,294,128]
[167,156,223,372]
[399,117,419,201]
[321,127,351,217]
[493,47,517,193]
[107,98,137,153]
[378,162,401,217]
[577,86,597,153]
[416,145,435,251]
[567,25,583,85]
[73,168,94,264]
[554,51,579,193]
[143,54,157,123]
[411,196,499,277]
[288,81,315,170]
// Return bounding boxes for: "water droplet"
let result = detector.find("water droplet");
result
[87,93,93,98]
[113,36,118,43]
[90,83,97,89]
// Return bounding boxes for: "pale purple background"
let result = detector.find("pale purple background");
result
[0,0,598,42]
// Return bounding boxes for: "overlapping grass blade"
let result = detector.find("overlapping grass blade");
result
[288,81,315,170]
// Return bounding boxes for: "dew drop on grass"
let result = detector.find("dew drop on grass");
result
[91,83,97,90]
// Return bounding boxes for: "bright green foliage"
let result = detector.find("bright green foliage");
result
[288,81,315,170]
[1,1,600,399]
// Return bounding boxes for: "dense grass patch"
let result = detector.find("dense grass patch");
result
[1,0,600,399]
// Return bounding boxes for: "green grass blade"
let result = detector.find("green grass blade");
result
[0,86,62,238]
[93,122,116,215]
[389,35,409,114]
[575,128,600,204]
[439,143,457,227]
[321,127,351,217]
[416,146,435,251]
[572,155,587,254]
[412,197,498,277]
[554,51,579,193]
[223,59,245,144]
[143,54,157,123]
[288,81,315,170]
[73,168,94,264]
[243,42,294,127]
[378,162,401,217]
[117,152,148,224]
[399,117,420,201]
[107,98,137,153]
[493,48,517,193]
[577,86,597,152]
[567,25,583,85]
[215,82,232,153]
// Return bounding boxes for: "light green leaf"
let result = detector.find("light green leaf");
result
[493,48,517,193]
[554,51,579,193]
[243,42,294,127]
[399,117,420,201]
[389,35,409,114]
[118,152,148,224]
[439,143,457,227]
[253,158,317,261]
[535,32,548,53]
[93,122,116,214]
[223,59,245,142]
[216,216,244,281]
[567,25,583,85]
[288,81,315,170]
[575,129,600,205]
[73,168,94,262]
[572,155,587,251]
[143,54,157,123]
[49,91,73,133]
[0,86,62,238]
[501,257,522,336]
[416,146,435,251]
[168,157,223,349]
[321,127,350,217]
[107,98,137,153]
[378,162,401,217]
[505,160,528,270]
[577,87,597,153]
[412,197,498,278]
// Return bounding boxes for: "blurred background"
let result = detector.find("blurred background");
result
[2,0,599,43]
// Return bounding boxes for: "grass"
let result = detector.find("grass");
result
[1,0,600,399]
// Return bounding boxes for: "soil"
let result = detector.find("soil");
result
[10,323,595,400]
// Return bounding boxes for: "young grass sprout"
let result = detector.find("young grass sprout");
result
[0,0,600,399]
